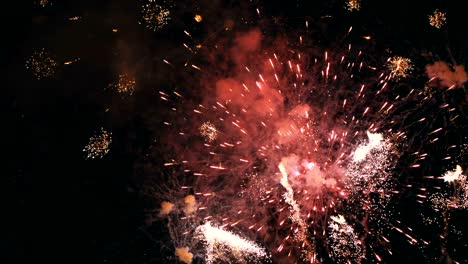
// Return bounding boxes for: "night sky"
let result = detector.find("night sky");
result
[6,0,468,263]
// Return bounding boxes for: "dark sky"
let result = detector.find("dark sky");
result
[5,0,467,263]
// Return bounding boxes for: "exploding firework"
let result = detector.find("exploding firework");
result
[35,0,51,7]
[134,1,468,262]
[199,122,218,142]
[25,49,58,80]
[140,0,171,31]
[109,74,136,95]
[327,215,364,263]
[387,56,413,79]
[429,10,447,29]
[153,19,424,262]
[345,0,360,12]
[83,128,112,159]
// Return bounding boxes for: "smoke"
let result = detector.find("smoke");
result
[175,247,193,264]
[426,61,467,88]
[280,154,339,191]
[159,201,175,216]
[183,195,197,216]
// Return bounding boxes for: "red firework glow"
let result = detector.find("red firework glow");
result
[150,11,464,261]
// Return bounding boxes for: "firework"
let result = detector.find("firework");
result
[194,14,203,23]
[429,10,447,29]
[387,56,413,79]
[25,49,58,80]
[199,122,218,142]
[141,0,171,31]
[83,128,112,159]
[328,215,364,263]
[109,74,136,95]
[35,0,51,7]
[345,0,360,12]
[153,3,463,261]
[195,222,269,263]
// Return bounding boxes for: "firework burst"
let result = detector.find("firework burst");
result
[140,0,171,32]
[83,128,112,159]
[429,10,447,29]
[25,49,58,80]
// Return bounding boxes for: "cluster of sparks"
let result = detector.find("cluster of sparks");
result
[35,0,50,7]
[199,122,218,142]
[345,0,361,12]
[429,10,447,29]
[327,215,364,263]
[195,222,269,263]
[140,0,171,31]
[109,74,136,95]
[386,56,413,80]
[431,166,468,211]
[25,49,58,80]
[83,128,112,159]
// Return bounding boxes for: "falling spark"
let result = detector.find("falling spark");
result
[199,122,218,142]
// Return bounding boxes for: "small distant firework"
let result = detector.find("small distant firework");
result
[345,0,361,12]
[387,56,413,79]
[141,0,171,31]
[194,14,203,23]
[110,74,136,95]
[35,0,51,7]
[199,122,218,142]
[328,215,364,263]
[68,16,82,21]
[429,10,447,29]
[195,222,269,264]
[83,128,112,159]
[25,49,58,80]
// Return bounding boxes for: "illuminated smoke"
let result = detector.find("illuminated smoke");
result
[426,61,468,88]
[175,247,193,264]
[183,195,197,216]
[159,201,175,216]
